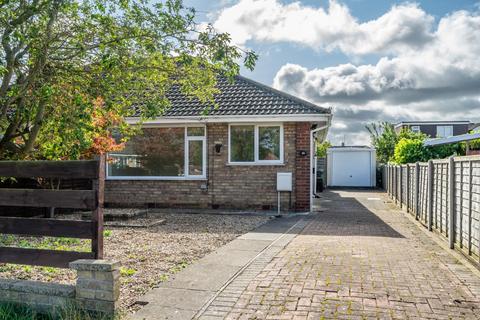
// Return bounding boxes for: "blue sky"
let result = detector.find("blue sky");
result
[185,0,480,144]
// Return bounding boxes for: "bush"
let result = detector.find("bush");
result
[393,138,429,164]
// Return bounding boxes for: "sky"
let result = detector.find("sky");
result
[185,0,480,145]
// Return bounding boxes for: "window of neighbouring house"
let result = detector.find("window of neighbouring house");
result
[229,124,283,164]
[436,125,453,138]
[107,126,206,179]
[410,125,420,133]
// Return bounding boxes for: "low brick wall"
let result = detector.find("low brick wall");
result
[0,259,120,316]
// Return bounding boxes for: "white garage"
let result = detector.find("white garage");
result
[326,146,376,187]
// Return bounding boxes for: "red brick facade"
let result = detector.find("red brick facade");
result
[105,122,313,211]
[294,122,311,211]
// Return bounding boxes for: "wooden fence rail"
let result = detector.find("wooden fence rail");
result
[385,155,480,265]
[0,156,105,268]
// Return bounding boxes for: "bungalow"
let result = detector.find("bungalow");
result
[105,76,332,212]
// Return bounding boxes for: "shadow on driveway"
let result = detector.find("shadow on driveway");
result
[308,189,405,238]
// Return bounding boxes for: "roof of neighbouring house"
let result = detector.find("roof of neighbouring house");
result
[133,75,331,117]
[424,132,480,146]
[394,120,471,128]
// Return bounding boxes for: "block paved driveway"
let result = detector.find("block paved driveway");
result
[203,190,480,320]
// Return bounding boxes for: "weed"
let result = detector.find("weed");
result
[120,267,136,277]
[169,261,188,274]
[103,230,112,238]
[158,274,169,282]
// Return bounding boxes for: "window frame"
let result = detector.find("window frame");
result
[436,125,453,138]
[106,124,207,180]
[410,125,420,133]
[228,123,284,165]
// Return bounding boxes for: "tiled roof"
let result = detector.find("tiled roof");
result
[134,75,330,117]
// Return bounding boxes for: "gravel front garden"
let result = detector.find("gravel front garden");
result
[0,210,271,315]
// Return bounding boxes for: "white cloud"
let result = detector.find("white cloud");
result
[270,10,480,144]
[273,10,480,104]
[213,0,434,55]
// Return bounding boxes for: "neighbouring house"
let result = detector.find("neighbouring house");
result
[105,76,332,212]
[394,121,478,138]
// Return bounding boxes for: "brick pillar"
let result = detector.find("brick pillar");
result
[70,259,120,315]
[295,122,311,211]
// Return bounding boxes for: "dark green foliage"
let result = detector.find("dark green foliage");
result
[0,0,256,160]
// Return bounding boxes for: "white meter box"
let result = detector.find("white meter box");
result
[277,172,292,192]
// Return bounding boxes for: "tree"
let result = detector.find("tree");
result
[316,141,331,158]
[0,0,257,159]
[366,122,398,164]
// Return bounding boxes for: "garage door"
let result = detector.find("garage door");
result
[330,151,372,187]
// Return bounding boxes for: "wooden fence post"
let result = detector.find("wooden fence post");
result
[427,160,434,231]
[448,156,455,249]
[414,162,420,220]
[389,165,392,196]
[399,166,403,208]
[394,166,398,204]
[406,165,410,212]
[468,161,473,255]
[92,154,105,259]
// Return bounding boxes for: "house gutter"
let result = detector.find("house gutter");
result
[310,122,330,212]
[125,114,331,125]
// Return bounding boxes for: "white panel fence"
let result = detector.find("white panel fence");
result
[385,155,480,264]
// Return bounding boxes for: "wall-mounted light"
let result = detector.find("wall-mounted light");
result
[215,143,223,154]
[298,150,308,156]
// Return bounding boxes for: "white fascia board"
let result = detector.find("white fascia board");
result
[327,147,375,153]
[125,114,331,125]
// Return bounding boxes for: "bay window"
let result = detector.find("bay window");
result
[107,126,206,179]
[229,124,283,164]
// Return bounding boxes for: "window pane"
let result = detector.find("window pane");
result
[187,127,205,136]
[108,128,185,177]
[445,126,453,137]
[188,140,203,176]
[230,125,254,162]
[259,126,280,161]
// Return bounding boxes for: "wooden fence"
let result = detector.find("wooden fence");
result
[385,155,480,264]
[0,157,105,268]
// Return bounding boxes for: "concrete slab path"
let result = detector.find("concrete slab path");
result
[131,215,306,320]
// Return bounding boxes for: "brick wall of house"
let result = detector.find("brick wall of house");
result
[294,122,311,211]
[105,122,311,211]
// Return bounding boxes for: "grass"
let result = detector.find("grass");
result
[0,234,89,252]
[0,302,120,320]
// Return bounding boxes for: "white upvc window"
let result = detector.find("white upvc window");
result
[228,123,284,165]
[436,125,453,138]
[107,125,207,180]
[410,125,420,133]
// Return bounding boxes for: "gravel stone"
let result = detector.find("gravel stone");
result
[0,211,270,314]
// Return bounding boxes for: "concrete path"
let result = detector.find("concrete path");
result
[132,215,307,320]
[133,190,480,320]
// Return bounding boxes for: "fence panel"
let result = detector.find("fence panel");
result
[385,155,480,265]
[0,156,105,268]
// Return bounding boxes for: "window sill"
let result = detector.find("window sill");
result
[227,162,285,166]
[106,176,207,181]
